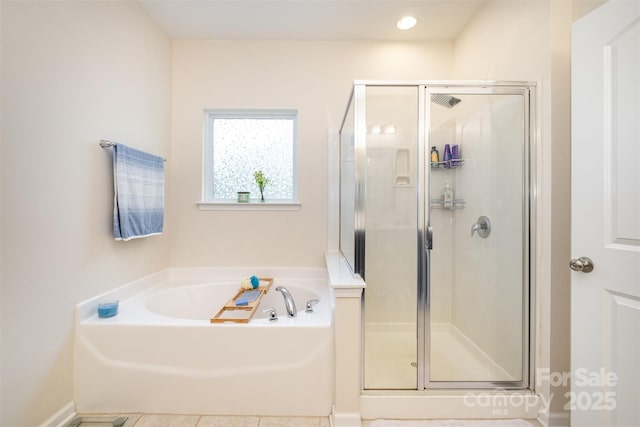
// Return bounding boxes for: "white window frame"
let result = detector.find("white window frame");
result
[198,109,300,211]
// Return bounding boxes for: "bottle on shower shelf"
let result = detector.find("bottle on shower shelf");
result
[451,144,460,167]
[430,146,439,168]
[442,181,454,208]
[443,144,452,168]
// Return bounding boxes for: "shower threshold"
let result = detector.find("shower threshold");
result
[359,389,541,420]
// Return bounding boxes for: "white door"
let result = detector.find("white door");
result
[572,1,640,426]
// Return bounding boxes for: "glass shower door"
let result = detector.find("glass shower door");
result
[363,85,419,389]
[426,89,530,386]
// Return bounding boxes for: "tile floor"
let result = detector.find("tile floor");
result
[76,414,330,427]
[75,414,543,427]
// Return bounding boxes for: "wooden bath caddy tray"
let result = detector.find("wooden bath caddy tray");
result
[210,277,274,323]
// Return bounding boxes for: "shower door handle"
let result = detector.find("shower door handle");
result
[426,226,433,250]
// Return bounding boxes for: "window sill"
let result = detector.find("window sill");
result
[197,201,301,211]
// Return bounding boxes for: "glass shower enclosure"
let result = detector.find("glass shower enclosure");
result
[339,81,535,390]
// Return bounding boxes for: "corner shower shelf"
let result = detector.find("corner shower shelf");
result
[430,198,466,210]
[430,159,464,169]
[210,277,274,323]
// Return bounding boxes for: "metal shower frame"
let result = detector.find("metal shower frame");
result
[338,80,537,391]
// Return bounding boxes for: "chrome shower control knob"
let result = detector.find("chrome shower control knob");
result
[569,257,594,273]
[470,216,491,238]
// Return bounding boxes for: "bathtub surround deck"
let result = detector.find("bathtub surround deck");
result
[74,267,333,417]
[325,253,367,427]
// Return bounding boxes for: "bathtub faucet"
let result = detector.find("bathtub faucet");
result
[275,286,297,317]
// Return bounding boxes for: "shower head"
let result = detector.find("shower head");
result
[431,94,462,109]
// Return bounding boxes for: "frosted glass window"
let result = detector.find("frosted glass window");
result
[203,110,297,202]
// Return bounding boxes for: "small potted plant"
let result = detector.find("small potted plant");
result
[253,170,270,203]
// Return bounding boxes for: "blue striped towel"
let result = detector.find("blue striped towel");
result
[112,144,164,241]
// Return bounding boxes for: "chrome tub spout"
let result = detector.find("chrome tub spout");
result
[275,286,297,317]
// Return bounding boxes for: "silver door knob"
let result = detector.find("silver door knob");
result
[569,257,594,273]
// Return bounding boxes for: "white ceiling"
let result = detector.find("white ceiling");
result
[139,0,487,41]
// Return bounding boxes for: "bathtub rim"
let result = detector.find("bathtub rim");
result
[75,267,331,325]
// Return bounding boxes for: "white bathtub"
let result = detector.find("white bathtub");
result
[74,267,334,416]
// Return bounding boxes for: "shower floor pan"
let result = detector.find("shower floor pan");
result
[364,322,517,388]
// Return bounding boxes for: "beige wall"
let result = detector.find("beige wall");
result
[169,40,452,267]
[0,2,171,426]
[454,0,551,81]
[572,0,607,21]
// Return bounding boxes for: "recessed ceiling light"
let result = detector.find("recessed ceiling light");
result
[397,16,417,30]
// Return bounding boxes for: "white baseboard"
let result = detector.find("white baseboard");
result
[38,401,76,427]
[331,405,362,427]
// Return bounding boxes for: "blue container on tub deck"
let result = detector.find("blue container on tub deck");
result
[98,300,119,318]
